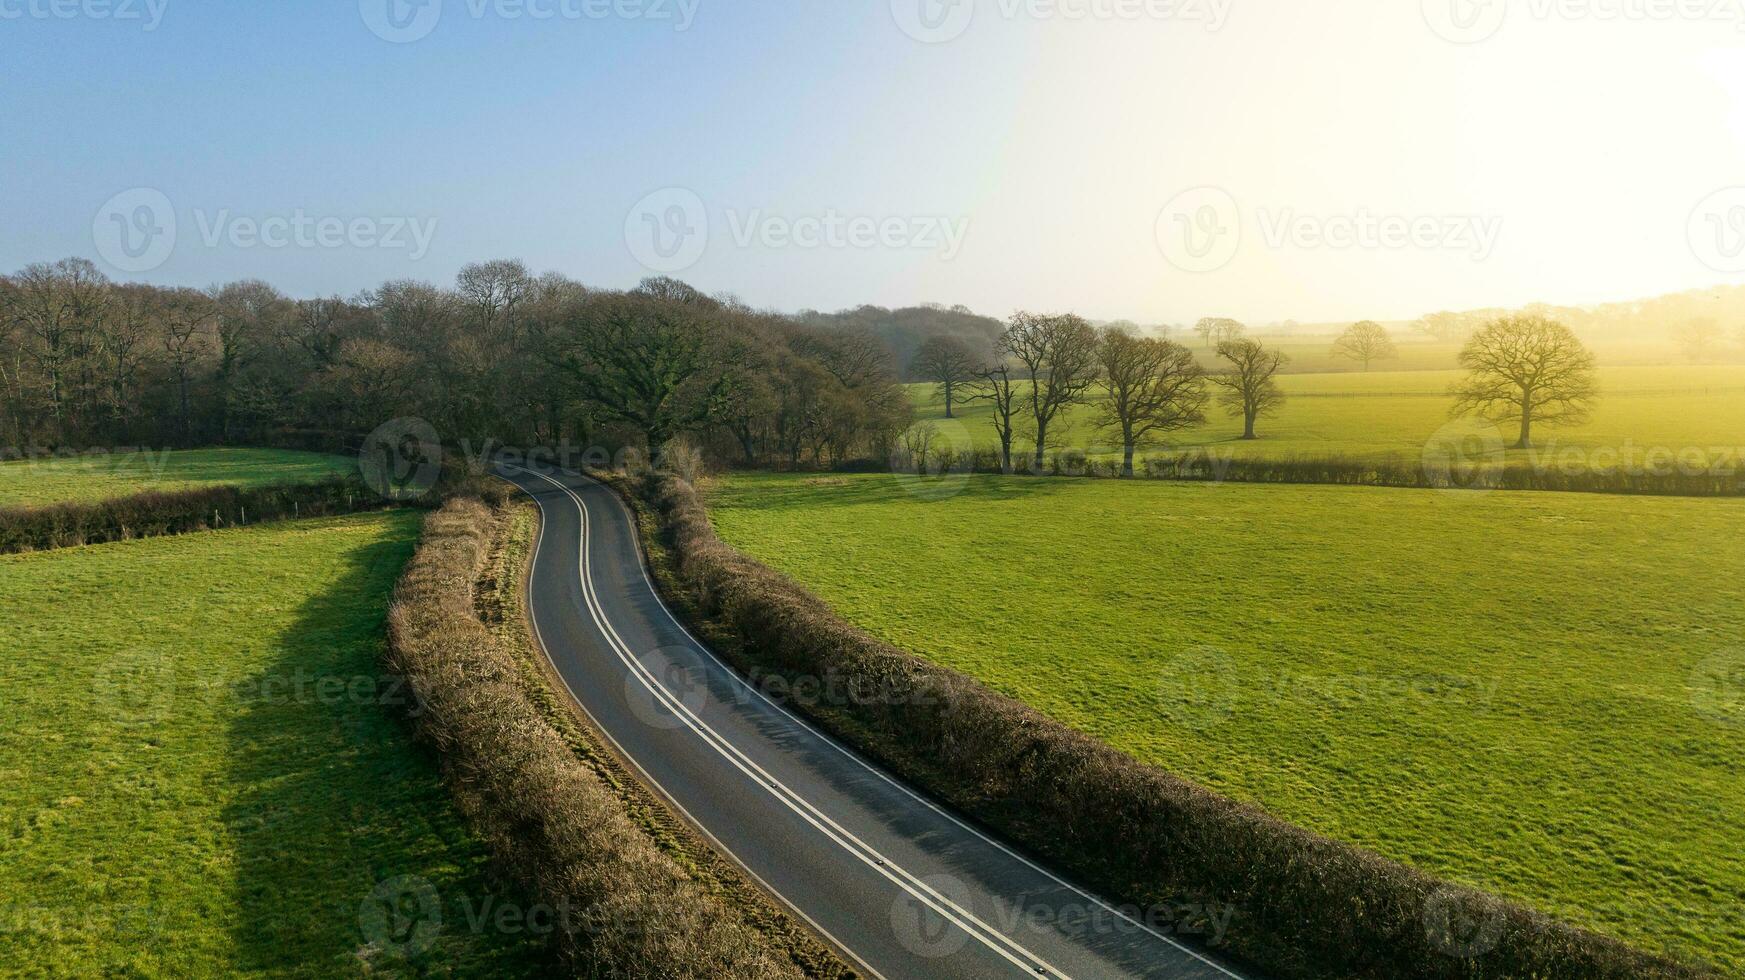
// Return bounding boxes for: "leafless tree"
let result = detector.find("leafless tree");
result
[1002,312,1099,470]
[1193,317,1246,349]
[1331,320,1397,371]
[1677,318,1724,363]
[1093,328,1207,477]
[1212,339,1288,440]
[1449,315,1597,449]
[1414,310,1477,343]
[967,362,1021,473]
[456,258,532,337]
[159,288,215,441]
[912,336,978,418]
[7,258,110,434]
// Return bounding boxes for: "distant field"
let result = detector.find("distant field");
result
[709,472,1745,971]
[0,513,544,976]
[911,364,1745,469]
[0,448,354,507]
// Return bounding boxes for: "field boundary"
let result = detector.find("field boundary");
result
[617,467,1717,980]
[891,449,1745,497]
[382,490,821,978]
[0,478,387,554]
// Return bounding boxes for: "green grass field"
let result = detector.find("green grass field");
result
[912,364,1745,470]
[0,513,545,977]
[708,472,1745,971]
[0,448,355,507]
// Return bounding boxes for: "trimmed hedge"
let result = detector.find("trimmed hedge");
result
[905,448,1745,497]
[0,479,382,554]
[640,472,1716,980]
[384,497,806,979]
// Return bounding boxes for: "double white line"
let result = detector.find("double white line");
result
[513,466,1069,979]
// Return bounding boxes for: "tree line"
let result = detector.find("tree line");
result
[915,311,1600,474]
[0,256,1606,475]
[0,257,911,468]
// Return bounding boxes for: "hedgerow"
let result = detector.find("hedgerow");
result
[0,478,380,554]
[383,496,806,979]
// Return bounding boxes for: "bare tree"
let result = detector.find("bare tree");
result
[1331,320,1398,371]
[160,288,215,441]
[1677,318,1724,363]
[1093,328,1207,477]
[1414,310,1476,343]
[456,258,532,337]
[1002,312,1099,470]
[1449,315,1597,450]
[1211,339,1288,440]
[7,258,110,435]
[1193,317,1245,349]
[967,362,1021,473]
[912,336,977,418]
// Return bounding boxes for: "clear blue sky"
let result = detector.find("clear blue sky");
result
[6,1,1745,323]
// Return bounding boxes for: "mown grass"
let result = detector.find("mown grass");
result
[0,512,546,977]
[911,364,1745,468]
[0,448,354,507]
[708,471,1745,972]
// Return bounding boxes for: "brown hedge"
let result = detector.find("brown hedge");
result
[383,496,806,979]
[0,479,381,554]
[641,471,1715,980]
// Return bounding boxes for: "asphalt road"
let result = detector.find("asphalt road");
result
[498,464,1260,980]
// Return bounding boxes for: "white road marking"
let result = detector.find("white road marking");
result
[581,472,1248,980]
[513,466,1068,978]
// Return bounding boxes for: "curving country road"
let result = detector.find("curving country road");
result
[499,464,1260,980]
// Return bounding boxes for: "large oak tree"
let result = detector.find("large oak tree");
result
[1093,329,1207,477]
[1449,314,1597,449]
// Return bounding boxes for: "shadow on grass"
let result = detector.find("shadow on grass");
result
[222,517,551,976]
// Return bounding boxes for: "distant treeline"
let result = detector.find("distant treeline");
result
[0,257,923,469]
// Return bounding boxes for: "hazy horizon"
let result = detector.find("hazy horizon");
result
[9,0,1745,324]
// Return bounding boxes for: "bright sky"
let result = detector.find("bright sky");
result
[5,0,1745,324]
